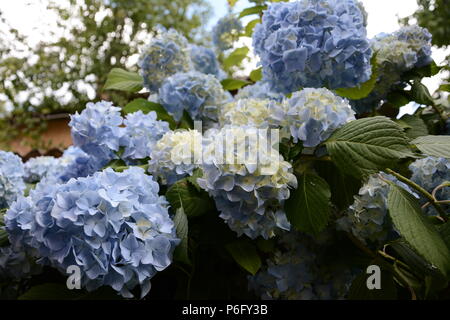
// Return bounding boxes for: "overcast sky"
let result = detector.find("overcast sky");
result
[1,0,448,97]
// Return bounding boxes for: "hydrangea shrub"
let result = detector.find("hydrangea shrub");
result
[1,0,449,301]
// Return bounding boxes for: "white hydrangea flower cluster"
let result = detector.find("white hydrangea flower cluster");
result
[198,126,297,239]
[273,88,355,148]
[218,98,280,128]
[148,129,203,185]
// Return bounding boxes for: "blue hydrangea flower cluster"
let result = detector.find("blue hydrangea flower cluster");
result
[249,231,357,299]
[235,82,285,102]
[337,173,417,247]
[23,156,66,184]
[23,147,102,186]
[5,167,179,298]
[350,26,432,114]
[158,71,232,123]
[0,151,25,210]
[273,88,355,148]
[189,45,222,78]
[212,14,243,51]
[356,1,368,27]
[0,245,42,282]
[148,129,203,185]
[120,111,170,162]
[372,26,432,77]
[70,101,124,167]
[395,25,433,68]
[253,0,372,93]
[138,29,193,92]
[57,146,101,184]
[198,126,297,239]
[409,156,450,216]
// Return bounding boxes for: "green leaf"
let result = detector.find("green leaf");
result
[285,173,331,235]
[411,81,434,105]
[412,135,450,158]
[390,240,444,278]
[387,184,450,277]
[438,222,450,249]
[227,0,238,7]
[238,5,267,18]
[244,18,261,37]
[18,283,82,300]
[178,110,194,130]
[325,117,414,178]
[226,240,261,275]
[221,78,251,91]
[347,267,397,300]
[392,262,423,291]
[279,138,303,162]
[403,60,442,79]
[334,53,378,100]
[0,228,8,247]
[438,84,450,92]
[223,47,249,69]
[105,158,126,171]
[256,238,276,254]
[165,178,214,218]
[24,183,35,197]
[123,98,176,129]
[186,168,203,191]
[315,161,362,210]
[387,90,411,108]
[397,114,429,140]
[249,67,263,82]
[103,68,143,92]
[173,207,190,265]
[0,208,6,226]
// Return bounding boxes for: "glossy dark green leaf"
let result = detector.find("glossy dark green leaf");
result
[396,114,429,140]
[173,207,190,265]
[165,178,214,218]
[325,117,414,178]
[315,161,362,210]
[388,184,450,277]
[226,240,261,275]
[285,173,331,235]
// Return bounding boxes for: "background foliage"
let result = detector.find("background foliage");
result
[0,0,212,149]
